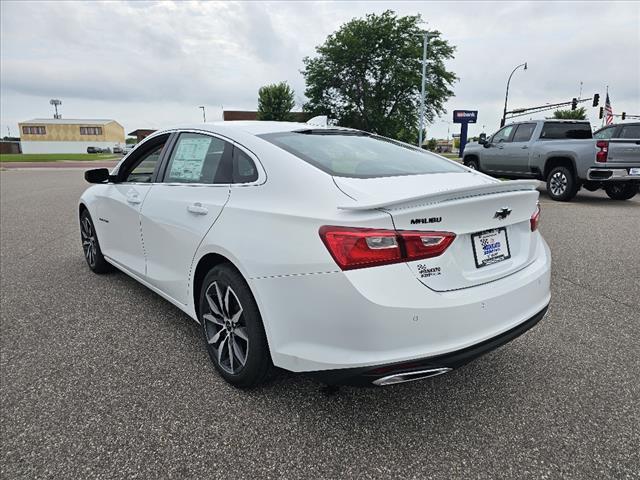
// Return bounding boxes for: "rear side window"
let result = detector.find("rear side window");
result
[594,127,616,139]
[259,131,465,178]
[540,122,592,140]
[511,123,536,142]
[619,125,640,139]
[232,147,259,183]
[164,133,230,184]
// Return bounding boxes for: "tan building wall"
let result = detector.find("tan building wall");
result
[19,121,125,143]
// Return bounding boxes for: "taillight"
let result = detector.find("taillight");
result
[530,203,541,231]
[596,140,609,163]
[319,226,455,270]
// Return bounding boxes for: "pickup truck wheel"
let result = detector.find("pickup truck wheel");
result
[465,158,479,171]
[604,183,638,200]
[546,166,578,201]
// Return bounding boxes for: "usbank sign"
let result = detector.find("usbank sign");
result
[453,110,478,123]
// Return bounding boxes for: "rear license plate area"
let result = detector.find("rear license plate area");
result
[471,227,511,268]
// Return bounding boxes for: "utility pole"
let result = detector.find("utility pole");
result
[501,62,527,127]
[50,99,62,119]
[418,32,435,148]
[199,106,206,123]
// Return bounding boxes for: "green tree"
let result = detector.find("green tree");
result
[552,107,587,120]
[257,82,296,121]
[302,10,456,144]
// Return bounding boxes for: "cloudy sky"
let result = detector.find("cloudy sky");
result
[1,1,638,140]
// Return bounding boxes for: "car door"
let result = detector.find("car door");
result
[482,125,516,172]
[95,134,170,276]
[498,123,536,174]
[140,132,232,304]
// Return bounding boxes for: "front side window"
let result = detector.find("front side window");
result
[259,130,465,178]
[164,133,230,184]
[492,125,515,143]
[125,144,165,183]
[619,125,640,139]
[511,123,536,142]
[593,127,616,139]
[540,122,592,140]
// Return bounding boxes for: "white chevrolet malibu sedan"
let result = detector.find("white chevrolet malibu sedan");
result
[79,121,551,387]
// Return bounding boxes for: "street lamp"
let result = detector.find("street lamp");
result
[500,62,527,127]
[418,31,436,148]
[199,106,206,123]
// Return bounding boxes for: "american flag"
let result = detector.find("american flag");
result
[605,92,614,125]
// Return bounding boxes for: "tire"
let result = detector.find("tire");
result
[80,210,112,273]
[465,158,480,171]
[199,264,272,388]
[546,166,578,201]
[604,182,638,201]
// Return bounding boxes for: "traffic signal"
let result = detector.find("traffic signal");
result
[622,112,626,120]
[571,98,578,110]
[592,94,600,107]
[599,107,604,119]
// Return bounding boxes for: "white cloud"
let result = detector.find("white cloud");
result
[1,0,638,139]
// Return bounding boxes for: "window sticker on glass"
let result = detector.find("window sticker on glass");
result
[169,137,212,181]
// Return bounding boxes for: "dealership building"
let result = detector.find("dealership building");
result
[18,118,125,153]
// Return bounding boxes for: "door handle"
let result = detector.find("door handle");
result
[187,202,209,215]
[497,145,504,149]
[126,194,142,204]
[521,145,529,149]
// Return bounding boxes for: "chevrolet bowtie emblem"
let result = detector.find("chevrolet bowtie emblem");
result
[494,207,512,220]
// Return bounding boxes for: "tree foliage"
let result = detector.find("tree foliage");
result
[552,107,587,120]
[257,82,296,121]
[302,10,456,143]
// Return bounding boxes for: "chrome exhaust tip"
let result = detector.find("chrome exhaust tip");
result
[372,367,452,386]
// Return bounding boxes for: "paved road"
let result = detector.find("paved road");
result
[1,160,119,169]
[1,169,639,479]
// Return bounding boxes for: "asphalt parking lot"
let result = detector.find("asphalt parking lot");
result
[1,169,639,479]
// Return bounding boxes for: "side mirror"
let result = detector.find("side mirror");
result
[84,168,110,184]
[478,133,487,145]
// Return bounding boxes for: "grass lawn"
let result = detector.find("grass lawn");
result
[0,153,119,163]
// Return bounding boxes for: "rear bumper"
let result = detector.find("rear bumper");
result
[587,167,640,181]
[251,236,551,374]
[308,304,548,386]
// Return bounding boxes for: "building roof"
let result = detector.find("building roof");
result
[20,118,118,125]
[223,110,310,122]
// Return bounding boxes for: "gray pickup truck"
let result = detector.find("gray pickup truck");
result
[463,120,640,201]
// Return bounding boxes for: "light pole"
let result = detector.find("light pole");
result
[500,62,527,127]
[418,32,436,148]
[199,106,206,123]
[50,99,62,119]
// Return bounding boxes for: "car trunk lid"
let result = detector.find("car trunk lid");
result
[335,172,541,291]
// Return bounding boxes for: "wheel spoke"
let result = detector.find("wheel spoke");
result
[206,285,223,318]
[215,282,226,317]
[203,313,224,326]
[231,337,246,366]
[224,286,231,319]
[228,338,234,373]
[207,327,224,345]
[217,334,229,365]
[234,326,248,341]
[230,307,243,324]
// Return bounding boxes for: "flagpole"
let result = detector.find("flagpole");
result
[603,85,608,128]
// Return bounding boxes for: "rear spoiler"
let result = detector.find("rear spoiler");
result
[338,180,540,211]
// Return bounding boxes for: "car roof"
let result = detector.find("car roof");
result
[159,121,356,137]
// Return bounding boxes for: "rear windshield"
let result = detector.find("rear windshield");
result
[259,130,465,178]
[540,122,592,140]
